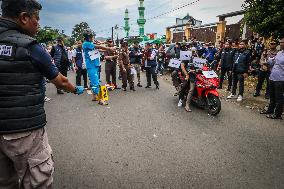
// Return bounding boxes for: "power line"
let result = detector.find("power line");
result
[147,0,201,20]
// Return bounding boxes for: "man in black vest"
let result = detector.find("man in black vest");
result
[50,37,70,94]
[0,0,84,188]
[73,40,88,89]
[129,42,143,87]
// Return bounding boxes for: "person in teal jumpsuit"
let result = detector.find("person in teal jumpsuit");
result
[82,29,115,105]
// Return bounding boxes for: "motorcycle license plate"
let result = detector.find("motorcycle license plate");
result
[202,71,218,78]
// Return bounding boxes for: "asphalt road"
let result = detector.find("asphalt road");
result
[45,67,284,189]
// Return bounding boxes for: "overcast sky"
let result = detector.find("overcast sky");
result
[38,0,245,38]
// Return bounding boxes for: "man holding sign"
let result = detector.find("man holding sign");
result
[82,29,115,105]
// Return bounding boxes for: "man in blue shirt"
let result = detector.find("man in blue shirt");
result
[82,29,115,105]
[261,37,284,119]
[0,0,84,187]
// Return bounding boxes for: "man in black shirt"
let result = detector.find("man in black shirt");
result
[218,41,235,91]
[0,0,84,187]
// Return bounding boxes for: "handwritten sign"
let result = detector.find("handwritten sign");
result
[202,71,218,78]
[193,57,207,68]
[88,49,100,61]
[180,51,192,60]
[168,59,182,69]
[130,67,137,75]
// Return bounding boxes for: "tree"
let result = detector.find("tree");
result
[36,26,60,44]
[243,0,284,39]
[71,22,90,42]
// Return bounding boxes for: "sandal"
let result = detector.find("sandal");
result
[185,106,192,112]
[266,114,282,120]
[98,100,108,106]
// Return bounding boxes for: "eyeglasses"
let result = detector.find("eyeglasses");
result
[270,43,276,45]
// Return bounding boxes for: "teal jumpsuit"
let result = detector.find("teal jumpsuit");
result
[83,41,100,95]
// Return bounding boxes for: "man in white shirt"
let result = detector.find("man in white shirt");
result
[68,46,75,71]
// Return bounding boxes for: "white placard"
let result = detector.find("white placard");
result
[168,59,182,69]
[130,67,137,75]
[202,71,218,78]
[180,51,192,60]
[88,49,100,61]
[193,57,207,68]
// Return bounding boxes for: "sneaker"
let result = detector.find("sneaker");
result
[57,89,64,95]
[237,95,243,102]
[44,96,51,102]
[137,83,143,87]
[227,94,237,99]
[178,99,183,107]
[159,73,163,76]
[145,85,151,89]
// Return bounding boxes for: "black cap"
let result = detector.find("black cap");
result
[106,38,113,42]
[83,29,96,41]
[57,37,63,41]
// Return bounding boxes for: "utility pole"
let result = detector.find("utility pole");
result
[111,27,114,41]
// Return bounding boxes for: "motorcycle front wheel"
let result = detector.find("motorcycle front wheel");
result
[207,94,221,116]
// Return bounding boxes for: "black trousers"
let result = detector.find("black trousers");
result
[105,61,117,85]
[219,67,232,88]
[179,80,190,100]
[59,66,68,77]
[145,67,159,86]
[232,73,245,96]
[255,71,270,95]
[76,68,88,88]
[267,80,284,117]
[57,66,68,91]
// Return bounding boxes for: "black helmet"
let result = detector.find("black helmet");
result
[83,29,96,41]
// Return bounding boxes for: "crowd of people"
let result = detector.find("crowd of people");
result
[44,34,283,117]
[168,37,283,119]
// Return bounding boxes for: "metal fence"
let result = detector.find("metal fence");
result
[191,25,217,43]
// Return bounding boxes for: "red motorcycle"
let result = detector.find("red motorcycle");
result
[191,65,221,116]
[173,63,221,116]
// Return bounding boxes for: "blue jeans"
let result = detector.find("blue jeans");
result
[156,61,164,75]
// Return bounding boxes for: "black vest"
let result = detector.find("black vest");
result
[0,20,46,134]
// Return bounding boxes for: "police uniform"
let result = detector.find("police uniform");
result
[118,48,134,90]
[104,49,117,86]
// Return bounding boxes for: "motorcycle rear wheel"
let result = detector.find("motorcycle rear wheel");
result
[207,95,221,116]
